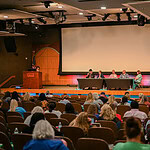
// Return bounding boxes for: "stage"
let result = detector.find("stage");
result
[1,86,150,97]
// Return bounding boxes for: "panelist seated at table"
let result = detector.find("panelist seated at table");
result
[109,69,118,78]
[120,70,129,79]
[86,69,95,78]
[97,70,105,78]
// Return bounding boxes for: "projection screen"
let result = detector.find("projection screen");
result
[61,25,150,73]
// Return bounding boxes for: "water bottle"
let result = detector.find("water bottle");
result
[14,128,19,134]
[58,122,62,132]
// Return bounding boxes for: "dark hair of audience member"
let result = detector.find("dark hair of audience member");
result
[48,102,56,112]
[100,92,105,95]
[131,101,139,109]
[125,92,129,95]
[125,117,141,139]
[99,96,108,104]
[11,91,20,101]
[3,91,11,99]
[65,103,75,114]
[39,93,47,101]
[122,96,128,104]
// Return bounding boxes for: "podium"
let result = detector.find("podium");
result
[23,71,42,89]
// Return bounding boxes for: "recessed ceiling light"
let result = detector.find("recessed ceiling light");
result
[101,7,106,10]
[79,12,84,15]
[58,5,63,9]
[3,16,8,19]
[134,15,138,18]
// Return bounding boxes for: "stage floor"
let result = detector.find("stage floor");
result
[1,86,150,96]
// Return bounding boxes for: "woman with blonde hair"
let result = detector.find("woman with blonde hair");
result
[23,92,30,101]
[9,99,26,118]
[84,93,100,112]
[69,112,91,135]
[108,95,118,107]
[99,104,121,128]
[23,120,68,150]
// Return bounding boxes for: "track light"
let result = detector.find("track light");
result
[37,18,47,24]
[121,8,128,13]
[19,19,24,24]
[126,12,132,21]
[137,14,145,26]
[28,18,34,25]
[116,13,121,21]
[102,13,110,21]
[86,14,96,21]
[43,1,53,8]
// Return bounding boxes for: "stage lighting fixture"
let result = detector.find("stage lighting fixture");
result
[126,12,131,21]
[102,13,110,21]
[121,8,128,13]
[28,18,34,25]
[116,13,121,21]
[86,14,96,21]
[137,14,145,26]
[37,18,47,24]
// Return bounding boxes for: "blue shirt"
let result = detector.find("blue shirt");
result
[23,139,69,150]
[8,107,26,118]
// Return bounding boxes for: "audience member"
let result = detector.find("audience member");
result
[120,70,129,79]
[45,102,62,118]
[124,92,131,100]
[108,95,118,107]
[23,120,68,150]
[87,104,99,119]
[45,90,53,98]
[39,93,48,110]
[121,96,130,106]
[59,95,70,105]
[9,99,26,118]
[24,106,44,126]
[109,70,118,78]
[84,93,100,112]
[11,91,21,101]
[86,69,95,78]
[0,99,8,116]
[139,95,150,107]
[123,101,148,122]
[2,91,11,103]
[97,70,105,78]
[99,92,107,99]
[64,103,77,114]
[139,93,144,102]
[23,92,30,101]
[69,112,91,135]
[113,117,150,150]
[93,93,103,105]
[99,104,121,128]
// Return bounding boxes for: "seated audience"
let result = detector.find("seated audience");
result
[99,104,121,128]
[84,93,100,112]
[45,102,62,118]
[108,95,118,107]
[63,103,77,114]
[0,99,8,116]
[121,96,130,106]
[38,93,48,110]
[2,91,11,103]
[99,92,107,99]
[138,93,144,102]
[69,112,91,135]
[23,120,68,150]
[24,106,44,126]
[123,101,148,123]
[11,91,21,101]
[120,70,129,79]
[139,95,150,107]
[23,112,45,134]
[86,69,95,78]
[109,70,118,78]
[23,92,31,101]
[59,95,70,105]
[97,70,105,78]
[87,104,100,119]
[8,99,26,118]
[45,90,53,98]
[93,93,103,105]
[113,117,150,150]
[134,70,143,88]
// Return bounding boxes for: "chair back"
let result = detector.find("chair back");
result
[12,133,32,150]
[139,105,149,115]
[0,122,8,135]
[55,136,75,150]
[7,116,24,124]
[88,127,115,144]
[88,114,98,121]
[49,118,69,126]
[56,103,66,113]
[0,111,5,118]
[8,123,29,134]
[72,103,82,113]
[118,129,126,140]
[83,104,90,112]
[77,138,109,150]
[0,132,12,150]
[1,102,9,110]
[114,140,126,145]
[0,116,7,126]
[117,105,131,118]
[23,102,36,112]
[61,114,76,123]
[7,112,22,117]
[61,126,84,149]
[45,113,58,122]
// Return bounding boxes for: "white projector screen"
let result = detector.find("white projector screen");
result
[62,25,150,72]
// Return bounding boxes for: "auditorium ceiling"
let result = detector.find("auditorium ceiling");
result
[0,0,149,25]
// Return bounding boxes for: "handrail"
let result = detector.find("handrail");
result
[0,75,16,88]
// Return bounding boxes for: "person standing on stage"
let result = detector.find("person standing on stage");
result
[120,70,129,79]
[134,70,142,88]
[109,70,118,78]
[86,69,95,78]
[97,70,105,78]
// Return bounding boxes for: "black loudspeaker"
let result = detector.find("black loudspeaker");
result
[4,36,17,52]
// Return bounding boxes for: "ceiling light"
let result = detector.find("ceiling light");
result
[3,16,8,19]
[86,14,96,21]
[79,12,84,15]
[134,15,138,18]
[58,5,63,9]
[102,13,110,21]
[43,1,53,8]
[101,7,106,10]
[29,18,34,25]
